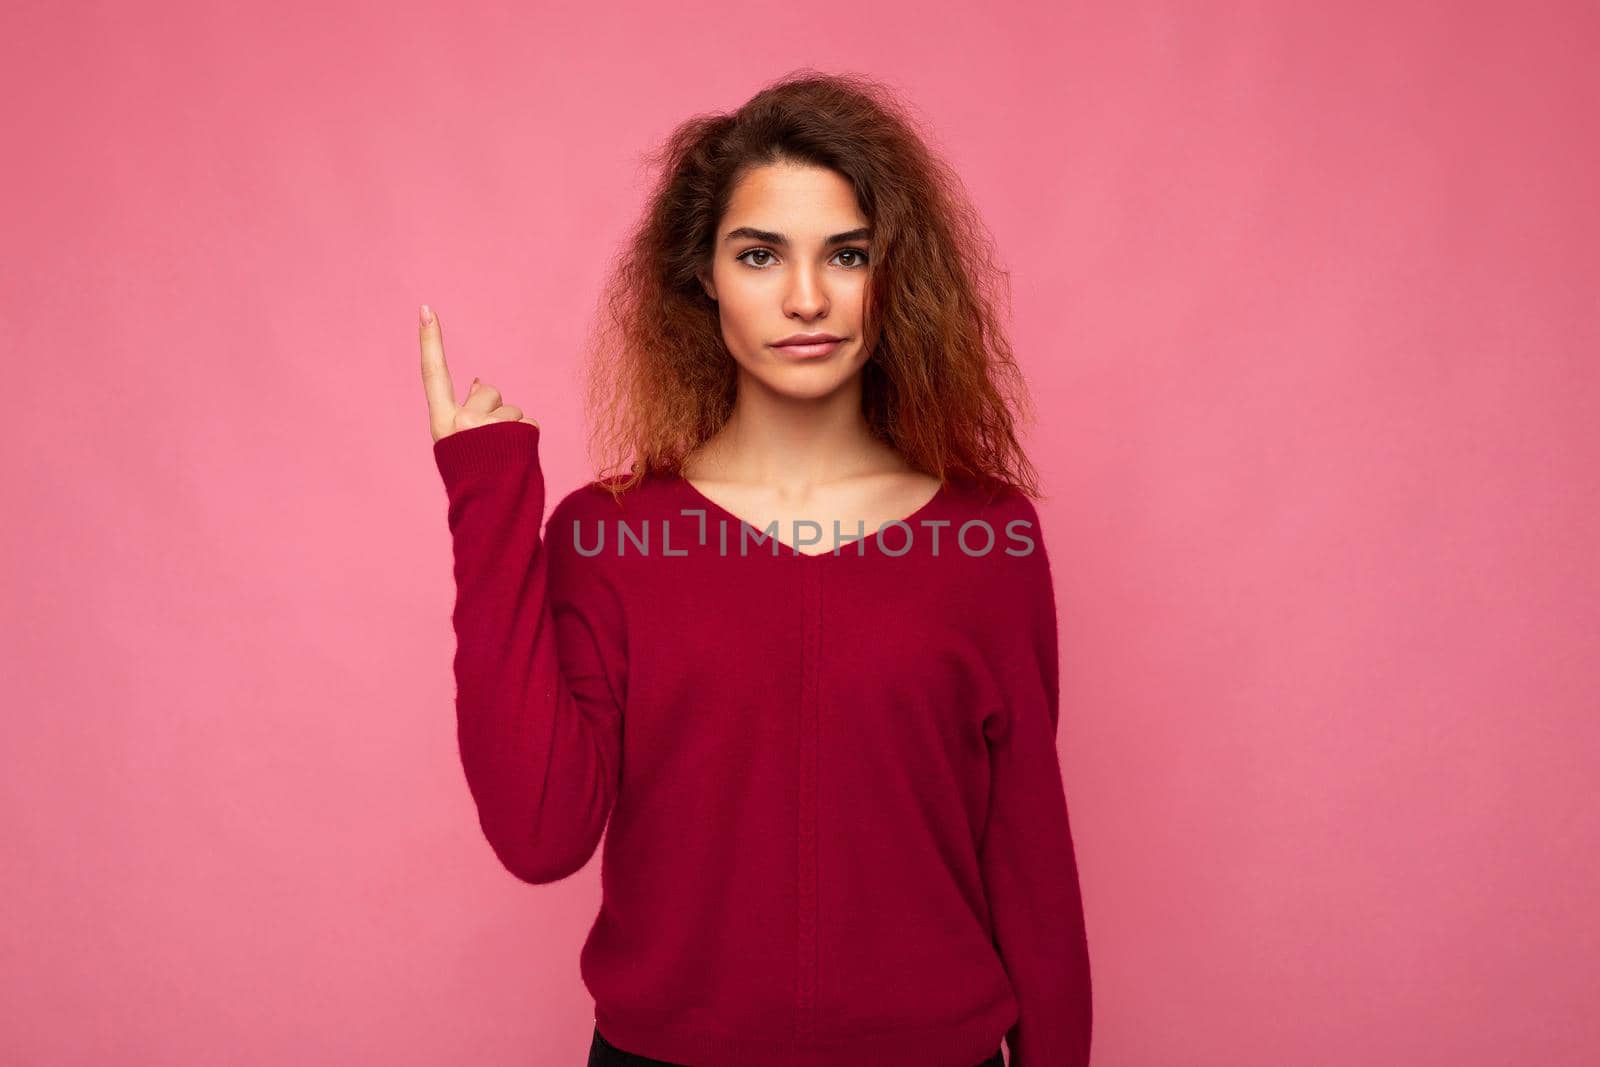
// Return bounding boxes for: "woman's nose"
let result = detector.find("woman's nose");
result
[784,268,828,315]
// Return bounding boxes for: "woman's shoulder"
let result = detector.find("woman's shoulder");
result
[940,470,1043,526]
[925,472,1048,579]
[549,470,673,525]
[545,470,696,569]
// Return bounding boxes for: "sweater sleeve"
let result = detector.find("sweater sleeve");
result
[980,503,1093,1067]
[432,420,627,885]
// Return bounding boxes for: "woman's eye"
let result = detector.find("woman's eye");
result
[735,248,869,268]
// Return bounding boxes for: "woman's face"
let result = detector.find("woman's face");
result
[698,162,873,401]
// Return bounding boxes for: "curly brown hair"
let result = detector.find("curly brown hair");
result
[579,68,1044,502]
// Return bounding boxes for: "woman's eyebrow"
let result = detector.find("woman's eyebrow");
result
[722,226,872,247]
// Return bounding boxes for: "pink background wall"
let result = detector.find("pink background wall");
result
[4,2,1595,1064]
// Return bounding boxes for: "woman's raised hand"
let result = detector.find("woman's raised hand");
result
[419,304,541,443]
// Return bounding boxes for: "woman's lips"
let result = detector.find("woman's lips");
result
[771,339,843,358]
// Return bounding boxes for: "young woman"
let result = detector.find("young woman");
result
[420,71,1091,1067]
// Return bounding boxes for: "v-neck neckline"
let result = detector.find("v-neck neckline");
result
[673,472,952,560]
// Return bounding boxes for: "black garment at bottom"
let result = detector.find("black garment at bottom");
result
[587,1024,1006,1067]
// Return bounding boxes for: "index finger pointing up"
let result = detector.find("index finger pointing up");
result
[419,304,457,431]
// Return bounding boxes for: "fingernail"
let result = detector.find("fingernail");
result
[419,304,434,327]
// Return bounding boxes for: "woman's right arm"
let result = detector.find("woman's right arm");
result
[421,305,626,884]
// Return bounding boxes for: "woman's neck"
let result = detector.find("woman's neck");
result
[683,377,911,491]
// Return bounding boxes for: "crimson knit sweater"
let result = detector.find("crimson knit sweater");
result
[433,420,1092,1067]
